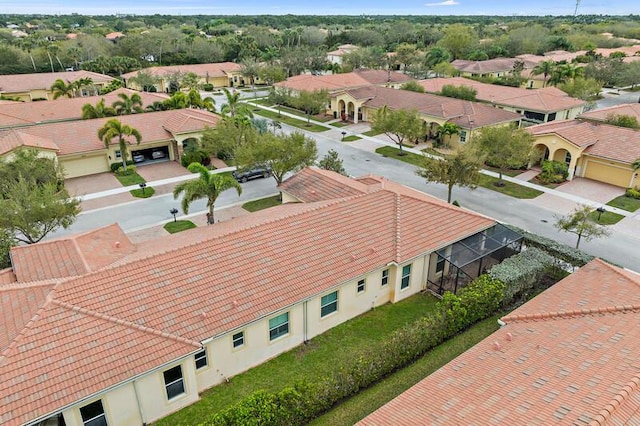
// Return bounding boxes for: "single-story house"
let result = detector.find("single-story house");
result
[274,69,413,96]
[121,62,246,92]
[326,43,359,65]
[0,88,169,129]
[578,103,640,123]
[418,77,586,124]
[0,70,114,102]
[359,258,640,426]
[0,168,514,426]
[0,109,219,178]
[528,119,640,186]
[332,85,521,146]
[451,57,538,79]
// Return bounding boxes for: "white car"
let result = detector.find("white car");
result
[151,150,166,159]
[132,153,145,163]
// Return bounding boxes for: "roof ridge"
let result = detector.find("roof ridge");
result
[0,290,55,361]
[71,237,92,274]
[393,192,401,261]
[503,304,640,323]
[0,279,60,290]
[589,374,640,426]
[51,298,202,349]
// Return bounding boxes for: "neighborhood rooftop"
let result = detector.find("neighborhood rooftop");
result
[0,70,113,94]
[274,69,412,92]
[121,62,241,80]
[579,102,640,123]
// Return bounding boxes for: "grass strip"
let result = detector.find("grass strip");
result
[362,129,381,137]
[242,195,282,212]
[253,108,328,132]
[115,171,145,186]
[310,315,500,426]
[375,146,425,167]
[130,187,155,198]
[478,175,543,199]
[342,135,362,142]
[587,210,625,225]
[164,220,197,234]
[606,195,640,212]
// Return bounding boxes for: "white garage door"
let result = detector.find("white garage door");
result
[61,155,109,178]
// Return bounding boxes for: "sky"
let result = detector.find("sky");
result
[0,0,637,16]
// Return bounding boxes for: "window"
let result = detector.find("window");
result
[232,331,245,348]
[321,291,338,317]
[80,400,107,426]
[114,150,122,159]
[194,348,207,370]
[269,312,289,341]
[401,264,411,289]
[163,365,185,400]
[381,269,389,286]
[459,130,467,143]
[436,256,445,274]
[357,279,366,293]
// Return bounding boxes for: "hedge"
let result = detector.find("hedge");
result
[505,225,594,267]
[489,247,555,304]
[208,276,505,426]
[110,160,134,172]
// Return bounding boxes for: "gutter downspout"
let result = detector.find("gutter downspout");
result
[303,300,308,343]
[133,380,147,426]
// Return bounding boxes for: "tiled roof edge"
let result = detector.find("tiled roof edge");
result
[502,304,640,323]
[589,375,640,426]
[51,299,202,348]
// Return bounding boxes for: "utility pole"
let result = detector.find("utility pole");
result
[574,0,581,16]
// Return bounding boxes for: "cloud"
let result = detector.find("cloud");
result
[425,0,459,6]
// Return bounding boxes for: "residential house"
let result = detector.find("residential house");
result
[418,77,586,124]
[359,258,640,426]
[332,85,521,146]
[0,88,169,129]
[274,69,413,97]
[0,109,219,178]
[450,57,537,79]
[0,70,114,101]
[326,43,359,65]
[578,103,640,124]
[121,62,245,92]
[527,118,640,186]
[0,168,505,426]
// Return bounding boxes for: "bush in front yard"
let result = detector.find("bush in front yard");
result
[537,160,568,184]
[110,160,134,172]
[625,187,640,199]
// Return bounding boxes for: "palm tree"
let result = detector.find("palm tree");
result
[186,89,215,111]
[82,99,116,119]
[173,162,242,224]
[532,60,556,87]
[145,101,167,112]
[74,77,95,97]
[434,123,460,148]
[97,119,142,172]
[633,158,640,171]
[220,88,241,117]
[163,92,188,110]
[112,93,144,115]
[51,79,75,99]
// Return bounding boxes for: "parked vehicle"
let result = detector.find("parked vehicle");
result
[232,165,272,183]
[132,152,145,163]
[151,150,166,159]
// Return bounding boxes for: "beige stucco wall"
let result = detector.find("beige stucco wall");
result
[61,383,143,426]
[1,147,58,163]
[281,191,301,204]
[531,134,584,179]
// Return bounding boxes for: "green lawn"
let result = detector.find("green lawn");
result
[115,171,145,186]
[253,108,328,132]
[130,187,155,198]
[276,105,334,122]
[311,315,500,426]
[331,122,348,128]
[375,146,425,167]
[607,195,640,212]
[342,135,362,142]
[587,210,625,225]
[483,165,525,178]
[478,175,543,199]
[242,195,282,212]
[362,129,381,137]
[163,220,197,234]
[156,294,439,426]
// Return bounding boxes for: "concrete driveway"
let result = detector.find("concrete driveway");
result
[555,177,625,204]
[135,161,192,182]
[65,173,121,197]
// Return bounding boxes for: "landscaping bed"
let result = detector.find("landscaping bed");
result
[342,135,362,142]
[478,175,543,199]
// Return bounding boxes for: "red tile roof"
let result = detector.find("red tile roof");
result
[451,57,538,74]
[344,85,521,129]
[528,119,640,163]
[279,167,371,202]
[418,77,585,113]
[275,69,412,92]
[0,88,169,128]
[121,62,241,80]
[359,259,640,426]
[0,109,220,156]
[0,70,113,93]
[579,103,640,123]
[0,129,60,154]
[0,170,494,425]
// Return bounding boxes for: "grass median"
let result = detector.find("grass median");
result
[253,107,328,132]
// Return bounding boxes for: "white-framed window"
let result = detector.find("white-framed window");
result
[163,365,185,400]
[381,269,389,286]
[459,130,467,143]
[321,291,338,317]
[357,279,366,293]
[194,348,207,370]
[269,312,289,341]
[232,331,245,348]
[80,400,107,426]
[401,264,411,289]
[436,256,445,274]
[115,150,122,159]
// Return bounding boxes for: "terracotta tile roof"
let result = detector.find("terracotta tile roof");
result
[0,129,59,155]
[345,86,521,129]
[359,259,640,426]
[451,57,538,74]
[0,109,220,156]
[0,88,169,128]
[418,77,585,113]
[0,170,494,424]
[579,103,640,123]
[0,70,113,93]
[274,69,412,92]
[528,119,640,163]
[0,268,17,284]
[279,167,371,202]
[10,224,136,282]
[121,62,241,80]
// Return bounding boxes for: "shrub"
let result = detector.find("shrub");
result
[538,160,568,184]
[625,187,640,199]
[489,247,554,305]
[110,160,134,172]
[452,200,460,207]
[181,149,211,167]
[116,165,137,175]
[203,83,214,91]
[505,225,594,267]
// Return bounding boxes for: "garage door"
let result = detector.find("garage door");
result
[61,155,109,179]
[583,160,632,188]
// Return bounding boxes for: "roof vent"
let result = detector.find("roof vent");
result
[493,341,501,351]
[505,332,513,341]
[114,241,121,248]
[201,311,207,319]
[232,300,239,308]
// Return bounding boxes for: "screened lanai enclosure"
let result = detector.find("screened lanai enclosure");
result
[427,224,523,295]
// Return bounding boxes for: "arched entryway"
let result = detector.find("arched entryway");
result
[338,100,346,121]
[534,144,550,165]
